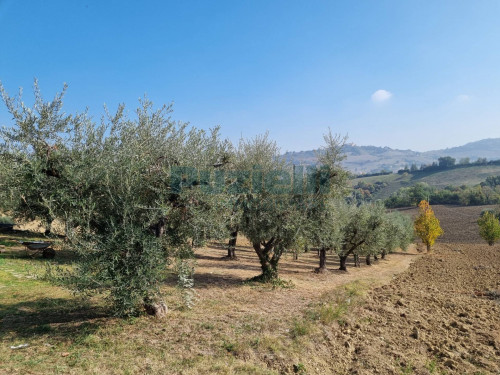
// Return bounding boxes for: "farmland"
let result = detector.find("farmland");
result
[3,2,500,374]
[1,205,499,374]
[352,165,500,200]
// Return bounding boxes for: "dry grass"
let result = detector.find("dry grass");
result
[2,205,497,374]
[1,225,422,374]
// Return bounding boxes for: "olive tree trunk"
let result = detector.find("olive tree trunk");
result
[354,254,361,267]
[339,254,349,271]
[252,240,281,281]
[316,247,328,273]
[144,218,168,318]
[365,254,372,266]
[226,227,238,259]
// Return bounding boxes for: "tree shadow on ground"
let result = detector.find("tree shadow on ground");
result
[0,248,78,265]
[0,297,108,341]
[194,272,247,288]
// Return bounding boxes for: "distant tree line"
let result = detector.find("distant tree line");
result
[397,156,500,175]
[353,156,500,179]
[385,177,500,208]
[353,170,392,178]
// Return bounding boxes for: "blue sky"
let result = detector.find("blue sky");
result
[1,0,499,152]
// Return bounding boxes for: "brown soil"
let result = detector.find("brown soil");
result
[185,205,499,374]
[332,205,500,374]
[1,205,499,374]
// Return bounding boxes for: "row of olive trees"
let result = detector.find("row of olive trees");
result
[307,200,414,273]
[0,82,414,316]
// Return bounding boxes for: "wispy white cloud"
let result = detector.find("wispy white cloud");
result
[371,89,392,103]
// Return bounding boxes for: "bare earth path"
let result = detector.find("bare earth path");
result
[193,242,421,318]
[1,205,499,374]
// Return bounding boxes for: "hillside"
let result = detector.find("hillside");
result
[1,205,499,374]
[351,164,500,200]
[283,138,500,173]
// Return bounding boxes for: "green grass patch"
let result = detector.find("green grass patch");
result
[290,319,311,338]
[304,280,366,327]
[0,216,14,224]
[0,238,18,247]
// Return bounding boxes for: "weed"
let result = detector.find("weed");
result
[34,324,53,334]
[293,362,307,374]
[0,216,13,224]
[397,360,414,375]
[290,319,310,338]
[426,357,438,373]
[200,322,215,330]
[317,302,348,324]
[269,278,294,289]
[222,340,238,354]
[304,281,365,327]
[0,238,17,247]
[250,337,260,348]
[245,277,295,289]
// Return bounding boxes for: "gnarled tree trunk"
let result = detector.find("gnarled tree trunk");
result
[252,239,280,281]
[142,218,168,318]
[339,254,349,271]
[144,299,168,318]
[366,254,372,266]
[316,247,328,273]
[154,217,166,237]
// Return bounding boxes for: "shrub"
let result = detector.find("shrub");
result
[477,211,500,246]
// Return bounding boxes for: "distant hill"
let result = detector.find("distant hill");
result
[283,138,500,174]
[351,164,500,200]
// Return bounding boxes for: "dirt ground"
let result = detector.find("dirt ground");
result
[1,205,499,374]
[193,239,420,318]
[186,205,500,374]
[330,205,500,374]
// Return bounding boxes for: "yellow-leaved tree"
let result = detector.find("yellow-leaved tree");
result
[414,200,444,252]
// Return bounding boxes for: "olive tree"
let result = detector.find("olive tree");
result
[0,80,84,234]
[233,134,298,281]
[380,211,414,258]
[1,83,231,317]
[356,210,414,265]
[304,132,349,273]
[223,133,282,260]
[334,202,387,271]
[60,100,231,316]
[237,131,349,280]
[307,198,344,273]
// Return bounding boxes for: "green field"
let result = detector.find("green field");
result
[352,164,500,199]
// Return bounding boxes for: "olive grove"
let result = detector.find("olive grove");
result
[0,82,416,317]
